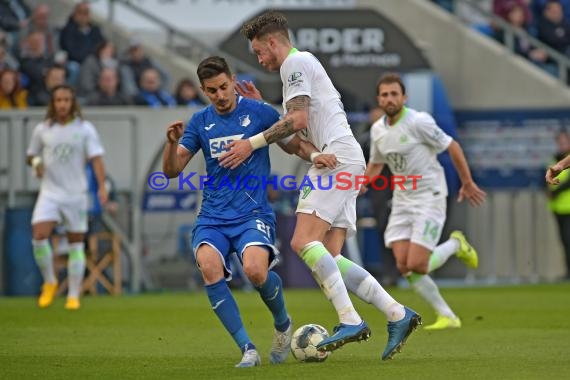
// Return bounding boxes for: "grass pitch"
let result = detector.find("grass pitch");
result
[1,284,569,379]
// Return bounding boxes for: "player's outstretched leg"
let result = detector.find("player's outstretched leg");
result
[205,279,260,367]
[406,273,461,330]
[255,270,292,364]
[334,255,421,360]
[450,231,479,269]
[33,239,58,308]
[298,242,370,352]
[427,232,479,273]
[382,307,422,360]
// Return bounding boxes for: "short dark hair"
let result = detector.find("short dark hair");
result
[241,11,289,41]
[196,56,232,84]
[376,73,406,95]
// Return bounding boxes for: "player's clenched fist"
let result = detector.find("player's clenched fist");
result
[166,121,184,143]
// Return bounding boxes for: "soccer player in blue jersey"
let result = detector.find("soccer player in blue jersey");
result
[162,56,326,367]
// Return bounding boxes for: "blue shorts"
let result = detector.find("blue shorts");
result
[192,216,279,281]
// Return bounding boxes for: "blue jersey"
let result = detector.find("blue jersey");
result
[180,96,280,223]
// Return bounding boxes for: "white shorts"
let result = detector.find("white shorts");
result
[31,193,88,233]
[296,163,364,238]
[385,197,447,251]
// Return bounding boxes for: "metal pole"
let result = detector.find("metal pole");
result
[130,117,142,293]
[108,0,116,43]
[7,120,15,208]
[529,190,539,283]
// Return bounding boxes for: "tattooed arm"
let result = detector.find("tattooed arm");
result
[218,96,310,169]
[262,95,309,144]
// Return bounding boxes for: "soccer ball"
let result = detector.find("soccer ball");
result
[290,324,331,362]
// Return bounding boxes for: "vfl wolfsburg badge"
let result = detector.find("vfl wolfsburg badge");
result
[301,185,313,199]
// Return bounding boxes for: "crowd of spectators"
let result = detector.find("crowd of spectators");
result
[0,1,204,110]
[433,0,570,82]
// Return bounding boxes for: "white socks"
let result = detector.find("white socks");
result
[335,255,405,322]
[67,242,86,299]
[428,238,460,273]
[301,242,362,325]
[407,273,456,318]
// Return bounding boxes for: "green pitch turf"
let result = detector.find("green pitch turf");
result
[1,284,569,379]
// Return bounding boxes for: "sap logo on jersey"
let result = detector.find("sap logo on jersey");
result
[209,134,244,158]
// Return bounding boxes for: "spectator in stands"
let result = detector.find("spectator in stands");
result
[79,40,136,99]
[494,0,534,26]
[0,68,27,109]
[133,68,176,108]
[175,77,204,107]
[534,0,570,23]
[121,38,169,91]
[87,67,132,106]
[19,31,54,95]
[28,64,65,106]
[537,0,570,55]
[0,38,19,71]
[0,0,29,33]
[495,3,549,63]
[546,129,570,279]
[19,4,58,58]
[59,1,105,65]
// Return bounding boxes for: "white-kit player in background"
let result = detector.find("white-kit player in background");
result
[27,84,108,310]
[362,73,486,329]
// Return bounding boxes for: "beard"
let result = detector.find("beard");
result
[383,104,402,118]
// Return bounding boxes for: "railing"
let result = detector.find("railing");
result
[107,0,279,83]
[457,0,570,84]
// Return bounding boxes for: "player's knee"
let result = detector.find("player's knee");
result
[197,257,223,284]
[243,261,267,286]
[290,236,309,254]
[396,262,409,275]
[408,262,428,275]
[32,231,49,241]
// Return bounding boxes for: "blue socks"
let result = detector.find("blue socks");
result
[205,279,254,352]
[256,271,290,332]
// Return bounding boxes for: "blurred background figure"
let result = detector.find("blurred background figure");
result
[79,40,136,100]
[134,67,176,108]
[537,0,570,56]
[494,2,549,65]
[59,1,105,65]
[18,31,53,96]
[0,0,30,36]
[19,4,58,58]
[0,32,19,70]
[0,68,27,109]
[175,77,204,107]
[27,64,66,106]
[546,129,570,279]
[121,38,170,92]
[87,67,133,106]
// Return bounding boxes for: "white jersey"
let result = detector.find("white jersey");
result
[27,118,105,201]
[280,50,363,166]
[369,107,452,205]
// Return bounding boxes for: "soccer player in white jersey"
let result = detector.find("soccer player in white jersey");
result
[363,73,486,329]
[220,11,421,360]
[27,85,108,310]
